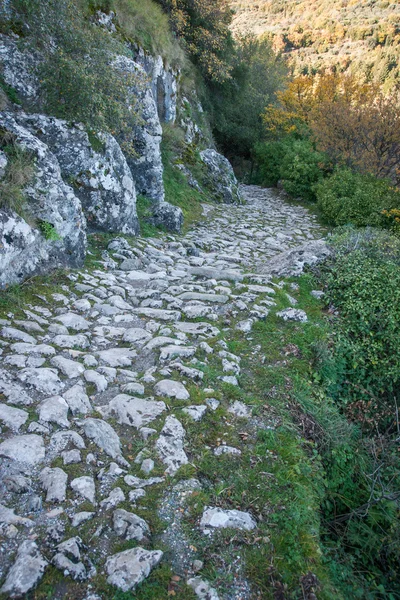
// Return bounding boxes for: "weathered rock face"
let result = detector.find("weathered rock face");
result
[135,49,178,124]
[116,55,164,204]
[115,55,183,231]
[0,34,40,102]
[0,112,87,289]
[17,113,139,235]
[200,149,241,204]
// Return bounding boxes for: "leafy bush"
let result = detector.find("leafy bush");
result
[0,133,35,215]
[113,0,185,66]
[319,228,400,431]
[254,138,329,200]
[315,168,400,227]
[279,139,329,201]
[8,0,142,134]
[253,139,289,187]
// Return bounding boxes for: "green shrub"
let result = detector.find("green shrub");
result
[8,0,142,134]
[315,168,400,227]
[253,138,329,200]
[279,139,329,201]
[113,0,185,66]
[0,133,35,215]
[318,229,400,432]
[253,139,291,187]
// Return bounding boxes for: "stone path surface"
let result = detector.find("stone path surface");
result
[0,185,324,599]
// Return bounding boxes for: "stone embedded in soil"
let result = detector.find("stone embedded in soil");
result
[183,405,207,422]
[0,403,28,431]
[0,540,48,597]
[0,434,45,466]
[40,467,68,503]
[155,415,188,475]
[228,401,251,418]
[276,308,308,322]
[187,577,220,600]
[63,383,92,415]
[105,547,163,592]
[38,395,70,428]
[81,418,123,461]
[154,379,190,401]
[213,445,241,456]
[113,508,150,541]
[200,507,257,533]
[71,476,96,504]
[18,367,64,396]
[100,394,166,428]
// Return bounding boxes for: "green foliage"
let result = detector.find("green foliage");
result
[38,220,61,241]
[113,0,185,65]
[154,0,234,83]
[208,35,287,161]
[0,74,21,105]
[254,137,330,201]
[0,133,35,215]
[161,127,204,232]
[136,194,161,237]
[279,139,330,201]
[253,139,291,187]
[8,0,142,134]
[315,168,400,227]
[318,229,400,432]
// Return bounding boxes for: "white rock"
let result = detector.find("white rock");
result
[200,507,256,533]
[113,509,150,541]
[182,405,207,421]
[52,334,89,349]
[100,395,166,428]
[40,467,68,503]
[0,434,45,466]
[228,401,251,418]
[38,395,70,428]
[100,487,125,509]
[187,577,220,600]
[63,383,92,415]
[154,379,190,401]
[71,476,96,504]
[51,356,85,378]
[97,347,137,367]
[71,511,94,527]
[0,403,28,431]
[54,313,90,331]
[82,419,123,461]
[276,308,308,322]
[18,368,64,395]
[84,370,108,392]
[213,446,241,456]
[105,547,163,592]
[156,416,188,475]
[0,540,48,597]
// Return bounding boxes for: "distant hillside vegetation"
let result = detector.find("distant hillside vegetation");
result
[229,0,400,88]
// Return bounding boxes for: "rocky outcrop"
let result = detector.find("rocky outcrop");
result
[116,55,183,230]
[0,34,40,102]
[135,49,178,124]
[116,55,165,204]
[258,239,331,277]
[16,113,139,235]
[0,112,86,289]
[200,149,241,204]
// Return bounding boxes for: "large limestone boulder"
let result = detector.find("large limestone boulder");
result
[135,49,178,124]
[115,55,183,231]
[200,149,241,204]
[0,112,87,289]
[17,113,139,235]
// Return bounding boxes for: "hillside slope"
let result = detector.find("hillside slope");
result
[229,0,400,87]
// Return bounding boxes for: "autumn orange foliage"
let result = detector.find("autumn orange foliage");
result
[264,73,400,183]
